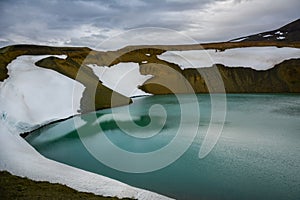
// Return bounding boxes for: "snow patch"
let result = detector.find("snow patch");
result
[142,61,148,64]
[263,34,273,38]
[230,37,247,42]
[54,55,68,59]
[146,53,151,57]
[275,31,284,35]
[158,47,300,70]
[0,55,84,132]
[277,36,285,40]
[88,63,152,97]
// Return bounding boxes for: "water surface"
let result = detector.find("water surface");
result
[26,94,300,199]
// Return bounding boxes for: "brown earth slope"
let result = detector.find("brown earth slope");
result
[140,59,300,94]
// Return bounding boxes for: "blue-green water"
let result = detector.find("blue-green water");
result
[26,94,300,199]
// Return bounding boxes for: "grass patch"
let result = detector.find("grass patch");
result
[0,171,134,200]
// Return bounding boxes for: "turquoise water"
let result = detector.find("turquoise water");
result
[26,94,300,199]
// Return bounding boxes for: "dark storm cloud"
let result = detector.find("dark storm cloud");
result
[0,0,299,48]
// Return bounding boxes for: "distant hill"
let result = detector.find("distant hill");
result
[229,18,300,42]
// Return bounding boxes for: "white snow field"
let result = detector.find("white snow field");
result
[158,47,300,70]
[0,56,170,200]
[88,62,152,97]
[0,55,84,132]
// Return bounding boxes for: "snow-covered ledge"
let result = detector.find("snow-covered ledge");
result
[158,47,300,70]
[0,56,172,200]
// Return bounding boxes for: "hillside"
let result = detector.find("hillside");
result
[139,59,300,94]
[0,19,300,113]
[229,18,300,42]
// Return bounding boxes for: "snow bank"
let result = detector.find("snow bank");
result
[0,55,84,132]
[158,47,300,70]
[88,62,152,97]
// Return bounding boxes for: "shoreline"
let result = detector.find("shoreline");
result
[19,92,300,138]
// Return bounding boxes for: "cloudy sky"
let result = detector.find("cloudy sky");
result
[0,0,299,49]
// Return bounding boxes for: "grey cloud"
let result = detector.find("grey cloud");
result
[0,0,299,48]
